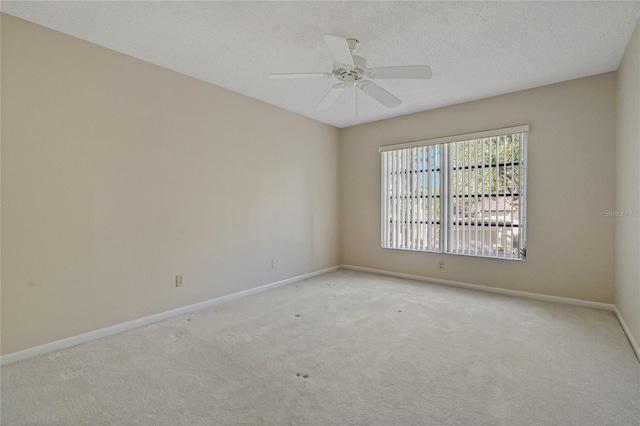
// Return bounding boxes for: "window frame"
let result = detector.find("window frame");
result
[379,125,528,260]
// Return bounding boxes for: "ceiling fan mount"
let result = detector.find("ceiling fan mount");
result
[345,38,359,53]
[270,35,432,111]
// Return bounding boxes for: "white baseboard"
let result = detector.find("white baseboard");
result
[340,264,640,363]
[613,306,640,362]
[0,265,340,366]
[340,264,615,310]
[4,264,637,366]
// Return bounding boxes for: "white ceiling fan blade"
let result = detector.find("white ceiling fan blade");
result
[323,35,354,67]
[368,65,433,79]
[269,73,328,80]
[359,81,402,109]
[315,83,345,111]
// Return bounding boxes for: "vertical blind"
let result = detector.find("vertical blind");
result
[380,125,528,260]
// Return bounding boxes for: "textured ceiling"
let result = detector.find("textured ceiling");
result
[2,1,640,128]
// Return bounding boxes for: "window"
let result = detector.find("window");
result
[380,125,528,260]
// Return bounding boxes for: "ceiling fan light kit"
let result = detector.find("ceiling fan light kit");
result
[269,35,432,111]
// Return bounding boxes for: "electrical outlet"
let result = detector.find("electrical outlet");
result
[439,261,445,270]
[176,275,184,287]
[271,259,276,269]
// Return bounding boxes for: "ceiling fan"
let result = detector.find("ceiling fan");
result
[269,35,432,111]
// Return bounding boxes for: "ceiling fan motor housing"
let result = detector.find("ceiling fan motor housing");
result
[333,55,367,86]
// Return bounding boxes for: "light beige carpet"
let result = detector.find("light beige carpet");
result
[2,270,639,425]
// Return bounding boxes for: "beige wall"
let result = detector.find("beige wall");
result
[0,15,340,355]
[340,73,617,303]
[615,18,640,346]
